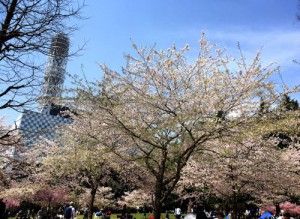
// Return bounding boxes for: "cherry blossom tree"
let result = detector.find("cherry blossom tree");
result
[67,34,287,219]
[262,202,300,215]
[118,189,152,209]
[190,136,284,216]
[79,187,115,210]
[3,197,20,209]
[178,112,300,218]
[33,187,69,208]
[255,110,300,205]
[280,202,300,215]
[0,117,26,192]
[0,182,36,205]
[41,115,120,219]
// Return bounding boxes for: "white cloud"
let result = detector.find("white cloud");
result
[207,29,300,67]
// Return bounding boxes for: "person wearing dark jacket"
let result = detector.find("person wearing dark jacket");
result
[194,206,207,219]
[0,199,6,219]
[64,203,72,219]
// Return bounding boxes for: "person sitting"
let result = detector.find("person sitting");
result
[95,210,102,219]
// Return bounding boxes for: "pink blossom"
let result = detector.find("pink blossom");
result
[262,206,276,214]
[33,187,69,207]
[262,202,300,215]
[280,202,300,215]
[3,198,20,209]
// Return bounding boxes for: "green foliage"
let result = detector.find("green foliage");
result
[279,94,299,112]
[258,98,270,116]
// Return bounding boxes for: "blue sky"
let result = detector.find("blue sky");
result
[67,0,300,89]
[2,0,300,123]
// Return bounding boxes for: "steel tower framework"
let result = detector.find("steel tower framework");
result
[40,33,69,114]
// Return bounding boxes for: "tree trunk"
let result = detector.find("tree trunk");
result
[153,182,163,219]
[88,187,97,219]
[232,191,237,219]
[154,199,162,219]
[275,203,280,216]
[187,199,193,213]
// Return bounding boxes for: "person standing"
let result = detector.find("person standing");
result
[64,203,72,219]
[122,205,127,217]
[37,207,47,219]
[69,202,76,219]
[194,206,207,219]
[175,207,181,219]
[0,199,6,219]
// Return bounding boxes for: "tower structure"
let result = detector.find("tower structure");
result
[40,33,69,114]
[14,33,72,147]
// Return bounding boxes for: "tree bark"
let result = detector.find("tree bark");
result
[232,190,237,219]
[153,182,163,219]
[188,199,194,213]
[275,203,280,216]
[88,187,97,219]
[0,0,18,50]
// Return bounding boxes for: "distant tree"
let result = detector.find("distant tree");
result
[258,97,270,117]
[79,187,115,210]
[252,111,300,205]
[279,94,299,112]
[33,187,69,208]
[0,117,21,190]
[118,189,152,209]
[262,94,300,149]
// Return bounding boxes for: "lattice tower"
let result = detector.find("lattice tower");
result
[40,33,69,114]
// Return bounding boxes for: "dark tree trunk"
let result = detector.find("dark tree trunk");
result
[275,203,280,216]
[154,200,162,219]
[88,187,97,219]
[153,181,163,219]
[232,191,237,219]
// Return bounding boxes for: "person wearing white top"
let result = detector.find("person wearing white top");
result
[69,202,76,219]
[175,208,181,219]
